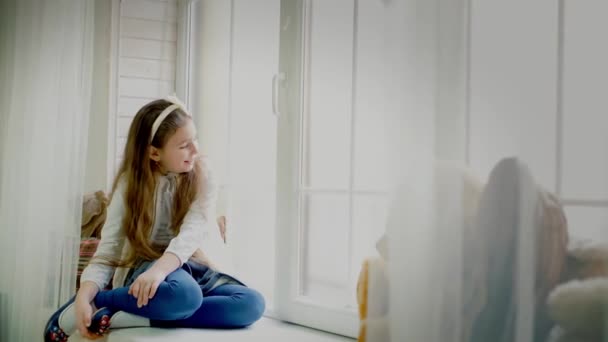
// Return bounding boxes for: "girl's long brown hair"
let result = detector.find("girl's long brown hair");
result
[95,99,206,268]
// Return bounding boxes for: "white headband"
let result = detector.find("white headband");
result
[150,95,191,143]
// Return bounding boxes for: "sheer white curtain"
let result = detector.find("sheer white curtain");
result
[0,0,94,341]
[377,0,539,341]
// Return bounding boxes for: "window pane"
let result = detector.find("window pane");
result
[350,194,389,301]
[353,0,390,191]
[565,206,608,243]
[300,193,351,308]
[303,0,354,189]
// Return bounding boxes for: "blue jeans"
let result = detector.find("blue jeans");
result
[93,267,265,328]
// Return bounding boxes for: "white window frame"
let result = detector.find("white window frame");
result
[175,0,194,110]
[178,0,379,337]
[275,0,371,337]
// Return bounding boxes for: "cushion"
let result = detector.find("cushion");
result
[548,277,608,338]
[546,240,608,340]
[81,191,108,239]
[76,238,100,290]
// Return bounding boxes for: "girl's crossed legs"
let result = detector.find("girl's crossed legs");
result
[94,267,265,329]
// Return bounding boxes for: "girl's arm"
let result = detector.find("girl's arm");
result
[74,281,103,338]
[147,251,180,276]
[75,180,127,337]
[76,281,100,303]
[163,166,217,267]
[161,192,210,266]
[128,251,181,308]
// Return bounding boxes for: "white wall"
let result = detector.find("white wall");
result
[462,0,608,242]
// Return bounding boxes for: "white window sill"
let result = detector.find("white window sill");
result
[68,317,356,342]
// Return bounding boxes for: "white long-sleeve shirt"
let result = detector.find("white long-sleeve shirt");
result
[80,169,217,290]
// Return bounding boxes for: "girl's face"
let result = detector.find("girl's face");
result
[151,119,199,174]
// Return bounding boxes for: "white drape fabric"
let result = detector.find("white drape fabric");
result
[0,0,94,340]
[377,1,539,341]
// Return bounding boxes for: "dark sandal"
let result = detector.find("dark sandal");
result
[43,295,76,342]
[89,307,114,335]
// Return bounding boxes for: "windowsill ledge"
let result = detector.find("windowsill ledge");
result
[68,317,356,342]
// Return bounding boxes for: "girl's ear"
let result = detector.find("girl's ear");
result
[149,146,161,162]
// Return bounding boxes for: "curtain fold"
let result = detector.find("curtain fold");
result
[378,1,539,341]
[0,0,94,340]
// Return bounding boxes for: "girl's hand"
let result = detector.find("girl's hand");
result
[128,269,166,308]
[74,298,102,339]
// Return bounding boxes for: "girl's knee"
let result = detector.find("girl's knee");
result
[240,289,265,325]
[163,274,202,319]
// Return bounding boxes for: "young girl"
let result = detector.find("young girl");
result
[44,97,265,341]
